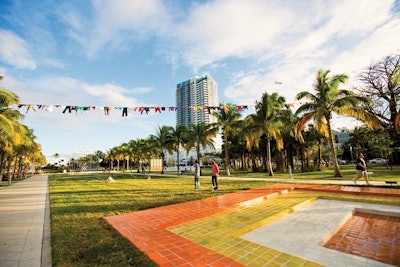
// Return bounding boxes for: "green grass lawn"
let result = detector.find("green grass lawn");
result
[49,165,400,266]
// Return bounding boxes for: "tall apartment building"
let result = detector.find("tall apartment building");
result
[176,75,219,127]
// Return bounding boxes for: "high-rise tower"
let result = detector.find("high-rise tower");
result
[176,75,218,127]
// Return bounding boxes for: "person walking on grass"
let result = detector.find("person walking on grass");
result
[211,159,219,190]
[194,160,200,190]
[353,153,371,185]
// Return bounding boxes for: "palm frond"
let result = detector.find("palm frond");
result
[296,112,314,134]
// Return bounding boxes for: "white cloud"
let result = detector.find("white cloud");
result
[66,0,170,57]
[171,0,296,68]
[4,75,147,109]
[0,30,36,70]
[82,83,149,106]
[330,15,400,83]
[324,0,393,36]
[215,0,399,104]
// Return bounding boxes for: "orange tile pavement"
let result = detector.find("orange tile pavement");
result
[324,211,400,266]
[104,184,400,266]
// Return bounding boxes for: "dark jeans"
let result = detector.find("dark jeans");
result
[212,176,218,189]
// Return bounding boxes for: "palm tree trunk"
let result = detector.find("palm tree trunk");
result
[196,144,201,162]
[18,156,23,179]
[13,157,18,181]
[318,141,323,170]
[0,152,5,176]
[327,119,342,177]
[161,152,165,174]
[224,143,230,176]
[266,137,274,176]
[176,146,180,175]
[148,157,152,172]
[7,157,12,185]
[251,152,256,171]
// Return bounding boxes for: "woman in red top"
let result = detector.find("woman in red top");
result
[211,160,219,190]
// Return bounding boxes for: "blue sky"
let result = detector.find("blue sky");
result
[1,0,399,163]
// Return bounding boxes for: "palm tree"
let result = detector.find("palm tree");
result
[0,87,23,178]
[0,87,20,139]
[3,121,29,183]
[150,125,173,174]
[213,103,242,176]
[295,69,377,177]
[127,139,139,171]
[245,92,285,176]
[166,124,189,175]
[242,118,261,171]
[119,143,129,172]
[144,136,159,172]
[105,147,118,171]
[186,122,218,162]
[135,139,147,172]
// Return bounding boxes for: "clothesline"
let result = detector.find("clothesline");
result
[15,102,297,117]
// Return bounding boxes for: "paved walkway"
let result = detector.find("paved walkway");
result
[0,175,51,267]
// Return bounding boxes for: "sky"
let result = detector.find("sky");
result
[1,0,399,163]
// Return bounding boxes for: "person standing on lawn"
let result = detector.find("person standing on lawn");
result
[211,159,219,190]
[354,153,371,185]
[194,160,200,190]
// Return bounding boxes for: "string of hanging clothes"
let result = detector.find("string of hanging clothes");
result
[16,103,296,117]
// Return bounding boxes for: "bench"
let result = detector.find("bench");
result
[385,181,398,186]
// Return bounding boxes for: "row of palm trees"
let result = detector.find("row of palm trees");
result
[103,69,379,177]
[0,77,46,184]
[103,122,218,175]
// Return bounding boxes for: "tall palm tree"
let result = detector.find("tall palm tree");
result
[127,139,139,171]
[213,103,242,176]
[166,124,189,175]
[144,136,159,172]
[245,92,285,176]
[3,121,29,183]
[295,69,377,177]
[186,122,218,162]
[0,87,20,139]
[0,87,24,178]
[150,125,173,174]
[242,117,262,171]
[105,147,118,171]
[136,138,148,172]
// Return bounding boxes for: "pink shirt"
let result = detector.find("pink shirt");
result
[212,163,219,176]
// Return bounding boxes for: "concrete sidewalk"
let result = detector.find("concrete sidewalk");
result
[0,175,51,267]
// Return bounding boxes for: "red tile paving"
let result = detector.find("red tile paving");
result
[104,184,400,266]
[324,211,400,266]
